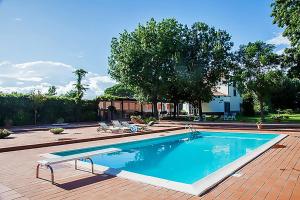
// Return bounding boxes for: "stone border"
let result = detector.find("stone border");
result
[0,127,184,153]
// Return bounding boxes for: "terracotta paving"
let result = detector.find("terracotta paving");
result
[0,124,181,152]
[0,127,300,200]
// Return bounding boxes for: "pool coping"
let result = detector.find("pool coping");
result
[41,132,288,196]
[0,126,184,153]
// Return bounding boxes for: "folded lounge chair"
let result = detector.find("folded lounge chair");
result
[97,122,121,133]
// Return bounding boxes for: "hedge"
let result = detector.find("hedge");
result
[0,93,99,126]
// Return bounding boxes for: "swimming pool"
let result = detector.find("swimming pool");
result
[52,131,286,195]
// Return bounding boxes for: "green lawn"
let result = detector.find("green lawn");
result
[205,114,300,123]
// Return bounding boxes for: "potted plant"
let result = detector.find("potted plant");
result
[50,128,64,134]
[256,120,263,129]
[0,129,13,139]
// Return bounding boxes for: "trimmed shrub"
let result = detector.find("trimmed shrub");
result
[0,93,98,126]
[50,128,64,134]
[0,129,13,139]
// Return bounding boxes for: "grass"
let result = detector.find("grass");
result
[205,113,300,123]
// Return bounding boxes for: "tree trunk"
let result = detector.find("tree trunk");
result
[259,96,264,121]
[153,100,159,118]
[173,101,177,119]
[34,110,37,125]
[198,100,203,121]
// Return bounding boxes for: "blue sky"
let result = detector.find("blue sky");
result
[0,0,290,98]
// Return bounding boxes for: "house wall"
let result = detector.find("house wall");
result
[228,84,242,112]
[181,84,242,115]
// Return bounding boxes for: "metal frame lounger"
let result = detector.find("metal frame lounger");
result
[111,120,131,132]
[97,122,121,133]
[36,148,121,184]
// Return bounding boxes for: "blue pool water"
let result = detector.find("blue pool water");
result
[54,131,278,184]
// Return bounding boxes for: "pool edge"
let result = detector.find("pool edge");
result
[43,133,288,196]
[191,133,288,196]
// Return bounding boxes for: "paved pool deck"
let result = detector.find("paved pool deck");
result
[0,125,299,200]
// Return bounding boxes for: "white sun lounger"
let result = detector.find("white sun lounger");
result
[36,148,121,184]
[111,120,131,132]
[97,122,121,133]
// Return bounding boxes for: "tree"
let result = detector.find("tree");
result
[30,90,45,125]
[104,83,135,98]
[181,22,234,119]
[234,41,280,121]
[63,90,77,98]
[271,0,300,78]
[269,72,300,110]
[109,18,183,118]
[73,69,88,102]
[46,86,57,96]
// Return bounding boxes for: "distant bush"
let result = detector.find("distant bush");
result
[0,129,13,139]
[50,128,64,134]
[283,109,293,114]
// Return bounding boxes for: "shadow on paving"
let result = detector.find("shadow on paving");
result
[57,173,115,190]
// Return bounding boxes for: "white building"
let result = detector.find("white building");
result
[182,82,242,115]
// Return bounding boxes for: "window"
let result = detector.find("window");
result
[233,89,237,96]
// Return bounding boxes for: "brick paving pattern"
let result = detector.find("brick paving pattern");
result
[0,126,299,200]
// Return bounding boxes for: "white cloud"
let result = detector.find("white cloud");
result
[0,61,116,99]
[14,17,22,22]
[267,32,291,46]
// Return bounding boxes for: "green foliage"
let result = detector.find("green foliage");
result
[104,83,135,98]
[241,94,255,116]
[73,69,88,102]
[181,22,234,116]
[96,94,123,101]
[0,93,98,126]
[0,129,13,139]
[234,41,280,120]
[282,109,294,115]
[49,128,64,134]
[63,90,77,98]
[47,86,57,96]
[271,0,300,78]
[30,90,46,125]
[143,117,157,124]
[109,18,233,118]
[270,114,289,121]
[269,74,300,110]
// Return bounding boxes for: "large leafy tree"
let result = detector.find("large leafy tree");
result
[271,0,300,78]
[104,83,135,98]
[234,41,280,121]
[109,18,183,117]
[269,72,300,110]
[181,22,234,119]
